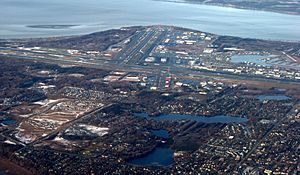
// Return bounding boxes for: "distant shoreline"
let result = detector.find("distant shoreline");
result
[155,0,300,16]
[27,25,79,30]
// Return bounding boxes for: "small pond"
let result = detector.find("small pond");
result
[256,95,291,101]
[134,113,248,123]
[128,147,174,167]
[129,129,173,166]
[0,170,7,175]
[151,129,170,139]
[230,55,272,66]
[0,117,17,126]
[129,112,248,166]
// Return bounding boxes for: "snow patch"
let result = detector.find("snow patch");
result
[33,99,61,106]
[4,140,17,145]
[18,114,31,118]
[78,124,109,136]
[15,132,35,144]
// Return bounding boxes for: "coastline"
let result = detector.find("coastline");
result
[155,0,300,16]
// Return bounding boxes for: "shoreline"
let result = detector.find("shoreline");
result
[1,25,299,43]
[156,0,300,16]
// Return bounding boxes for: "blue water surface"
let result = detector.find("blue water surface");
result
[0,0,300,40]
[135,113,248,123]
